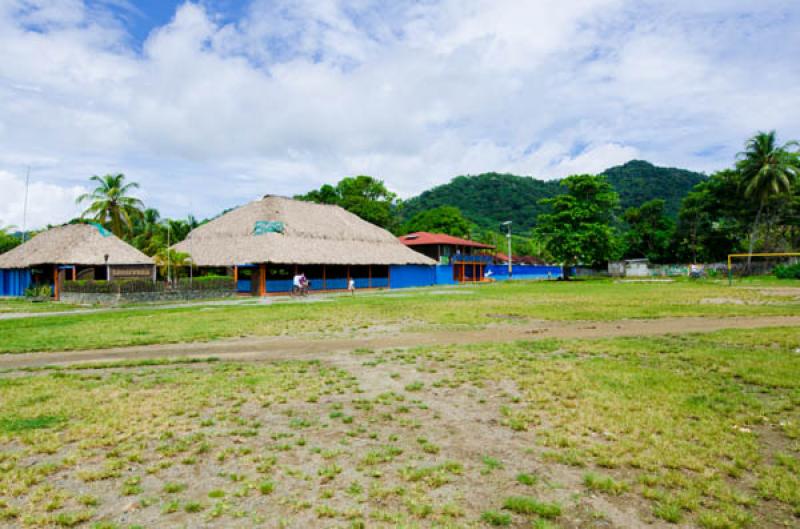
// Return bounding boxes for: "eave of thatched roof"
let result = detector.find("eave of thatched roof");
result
[173,195,436,267]
[0,223,154,269]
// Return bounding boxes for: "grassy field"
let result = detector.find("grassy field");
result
[0,298,81,314]
[0,327,798,528]
[0,278,798,353]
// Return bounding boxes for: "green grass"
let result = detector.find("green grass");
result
[0,299,82,314]
[396,326,800,528]
[481,510,512,526]
[502,496,561,518]
[0,278,797,353]
[0,321,798,527]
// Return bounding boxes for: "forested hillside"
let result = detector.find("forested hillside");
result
[603,160,707,218]
[402,161,706,231]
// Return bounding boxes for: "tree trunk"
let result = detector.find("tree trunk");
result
[746,202,764,272]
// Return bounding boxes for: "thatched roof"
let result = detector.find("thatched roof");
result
[0,223,153,269]
[173,195,436,267]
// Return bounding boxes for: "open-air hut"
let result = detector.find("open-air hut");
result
[0,223,155,299]
[173,195,435,295]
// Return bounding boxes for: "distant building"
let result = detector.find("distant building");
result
[398,232,494,282]
[608,258,650,277]
[0,223,154,299]
[173,196,435,295]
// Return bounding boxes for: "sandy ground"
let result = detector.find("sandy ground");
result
[3,314,799,370]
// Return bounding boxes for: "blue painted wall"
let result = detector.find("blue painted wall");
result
[389,265,436,289]
[0,269,32,297]
[435,265,456,285]
[486,265,562,280]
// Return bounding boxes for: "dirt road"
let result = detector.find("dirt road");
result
[2,314,798,370]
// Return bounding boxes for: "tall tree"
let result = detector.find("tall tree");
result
[735,131,800,265]
[622,199,675,262]
[131,208,163,256]
[401,206,472,237]
[76,174,144,238]
[534,174,620,277]
[298,176,401,230]
[0,221,20,254]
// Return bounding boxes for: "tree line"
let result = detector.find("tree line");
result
[299,131,800,267]
[2,130,797,272]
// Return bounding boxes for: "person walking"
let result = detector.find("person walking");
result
[347,277,356,296]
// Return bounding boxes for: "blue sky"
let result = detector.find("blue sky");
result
[1,0,799,229]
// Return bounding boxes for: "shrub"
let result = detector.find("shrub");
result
[774,263,800,280]
[24,284,52,298]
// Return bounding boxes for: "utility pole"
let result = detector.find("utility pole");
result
[167,223,171,286]
[502,221,512,278]
[22,166,30,242]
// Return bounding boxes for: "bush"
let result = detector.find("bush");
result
[178,275,235,291]
[24,284,52,298]
[774,263,800,280]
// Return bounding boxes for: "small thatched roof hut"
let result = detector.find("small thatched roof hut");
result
[0,223,153,269]
[173,196,435,267]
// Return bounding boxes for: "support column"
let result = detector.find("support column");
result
[72,266,76,281]
[472,261,476,283]
[259,263,266,296]
[53,266,59,301]
[233,265,238,283]
[387,266,391,289]
[323,265,327,290]
[368,265,372,288]
[346,265,351,290]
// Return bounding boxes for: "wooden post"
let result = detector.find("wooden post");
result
[53,266,59,301]
[368,265,372,288]
[259,264,266,296]
[323,265,327,291]
[346,265,350,290]
[387,266,391,289]
[233,265,238,283]
[72,266,76,281]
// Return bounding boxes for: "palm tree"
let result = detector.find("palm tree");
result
[76,174,144,238]
[132,208,164,256]
[736,131,800,266]
[154,248,190,285]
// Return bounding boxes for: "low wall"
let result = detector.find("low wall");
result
[61,289,235,305]
[487,265,563,280]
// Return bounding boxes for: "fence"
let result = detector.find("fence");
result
[63,276,235,294]
[61,276,236,305]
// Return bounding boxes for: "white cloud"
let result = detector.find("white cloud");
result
[0,170,86,230]
[0,0,798,228]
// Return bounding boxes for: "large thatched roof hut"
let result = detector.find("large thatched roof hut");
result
[173,195,435,295]
[0,223,154,298]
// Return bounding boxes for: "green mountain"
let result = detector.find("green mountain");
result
[602,160,707,218]
[401,160,706,232]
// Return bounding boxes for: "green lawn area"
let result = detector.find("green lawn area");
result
[0,298,82,314]
[0,278,798,354]
[0,327,797,528]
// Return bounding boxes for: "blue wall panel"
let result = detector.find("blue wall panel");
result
[486,265,562,280]
[389,265,436,289]
[0,269,32,297]
[435,265,455,285]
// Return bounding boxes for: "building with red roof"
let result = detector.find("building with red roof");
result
[398,232,494,282]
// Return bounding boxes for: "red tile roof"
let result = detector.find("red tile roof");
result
[398,232,495,249]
